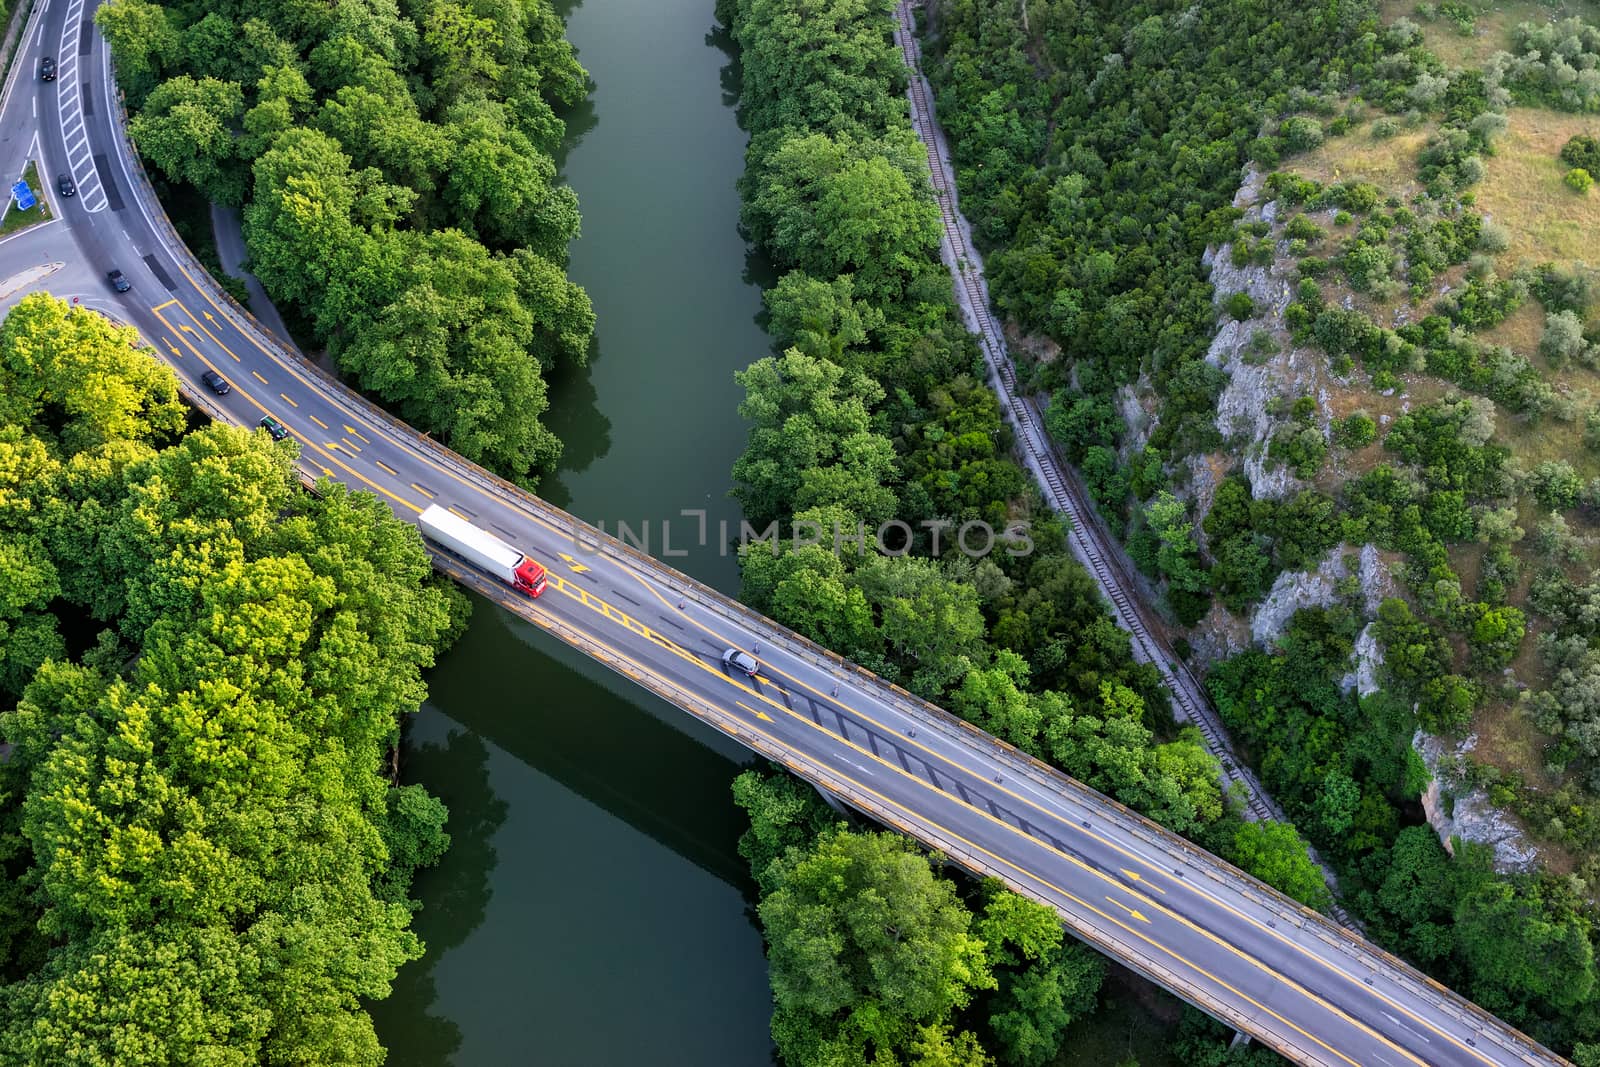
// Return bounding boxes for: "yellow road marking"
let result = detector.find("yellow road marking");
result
[1122,868,1164,894]
[604,564,1449,1067]
[736,700,774,723]
[411,483,434,499]
[558,552,590,574]
[309,414,329,430]
[279,393,298,408]
[151,299,178,312]
[478,597,1363,1067]
[252,371,268,385]
[375,460,398,476]
[150,304,421,515]
[1107,897,1151,923]
[154,274,1496,1067]
[345,425,370,444]
[446,505,469,520]
[340,437,361,453]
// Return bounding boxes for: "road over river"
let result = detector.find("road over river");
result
[0,2,1571,1064]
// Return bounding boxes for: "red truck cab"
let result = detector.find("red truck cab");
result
[514,558,548,597]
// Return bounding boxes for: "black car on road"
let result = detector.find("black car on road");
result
[106,269,130,293]
[200,370,231,395]
[57,174,74,197]
[258,415,290,441]
[40,57,55,81]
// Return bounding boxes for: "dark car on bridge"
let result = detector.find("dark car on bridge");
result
[200,370,230,395]
[106,269,131,293]
[39,57,55,81]
[258,415,290,441]
[722,648,760,677]
[57,174,74,197]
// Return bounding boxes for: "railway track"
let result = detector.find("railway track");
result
[890,0,1355,925]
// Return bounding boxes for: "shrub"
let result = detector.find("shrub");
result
[1477,219,1510,254]
[1564,167,1594,194]
[1371,117,1400,139]
[1539,309,1586,368]
[1225,291,1256,320]
[1281,116,1326,152]
[1530,461,1584,510]
[1335,411,1378,448]
[1559,134,1600,174]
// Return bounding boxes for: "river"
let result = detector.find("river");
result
[366,0,779,1062]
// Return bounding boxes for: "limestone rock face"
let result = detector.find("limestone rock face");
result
[1414,730,1540,873]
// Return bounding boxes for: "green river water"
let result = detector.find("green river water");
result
[368,2,1184,1063]
[367,0,778,1062]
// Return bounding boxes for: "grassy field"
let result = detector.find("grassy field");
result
[1476,107,1600,270]
[1381,0,1600,69]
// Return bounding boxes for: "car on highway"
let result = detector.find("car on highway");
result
[106,269,131,293]
[258,415,290,441]
[200,370,231,395]
[39,57,55,81]
[722,648,760,677]
[57,174,74,197]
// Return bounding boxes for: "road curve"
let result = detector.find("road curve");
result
[0,2,1571,1064]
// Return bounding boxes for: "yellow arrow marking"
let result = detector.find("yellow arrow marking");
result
[1121,868,1165,894]
[344,425,370,444]
[321,467,335,477]
[736,701,774,723]
[1106,897,1150,923]
[558,552,590,574]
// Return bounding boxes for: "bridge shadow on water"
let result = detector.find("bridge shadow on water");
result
[369,590,772,1063]
[426,590,759,892]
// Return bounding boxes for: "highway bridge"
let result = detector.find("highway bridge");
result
[0,2,1571,1064]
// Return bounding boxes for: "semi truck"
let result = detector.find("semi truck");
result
[418,504,548,597]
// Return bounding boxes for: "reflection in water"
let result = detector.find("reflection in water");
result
[375,0,782,1059]
[367,725,507,1062]
[539,347,614,511]
[374,597,776,1066]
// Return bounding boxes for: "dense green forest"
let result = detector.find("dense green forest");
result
[97,0,595,482]
[923,0,1600,1056]
[717,0,1351,1062]
[0,294,464,1062]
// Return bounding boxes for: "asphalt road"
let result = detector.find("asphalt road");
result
[0,3,1571,1065]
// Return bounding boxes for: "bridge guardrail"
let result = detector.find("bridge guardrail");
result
[104,41,1566,1067]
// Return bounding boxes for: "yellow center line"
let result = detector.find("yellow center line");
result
[486,585,1363,1067]
[150,304,421,515]
[605,556,1503,1065]
[157,273,1501,1067]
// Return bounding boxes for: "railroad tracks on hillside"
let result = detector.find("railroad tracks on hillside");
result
[890,0,1355,926]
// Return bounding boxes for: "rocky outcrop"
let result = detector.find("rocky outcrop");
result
[1414,730,1540,873]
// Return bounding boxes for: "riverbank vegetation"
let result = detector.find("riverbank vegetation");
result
[718,0,1344,1062]
[97,0,595,483]
[923,0,1600,1055]
[0,294,462,1062]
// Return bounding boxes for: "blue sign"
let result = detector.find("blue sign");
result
[11,180,35,211]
